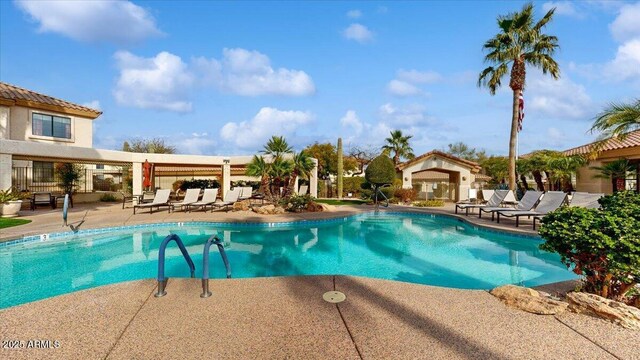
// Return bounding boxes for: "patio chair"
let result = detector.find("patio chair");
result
[31,192,53,210]
[187,188,219,212]
[211,188,241,212]
[478,190,543,220]
[456,188,478,205]
[455,190,510,216]
[569,192,604,209]
[497,191,568,229]
[480,189,494,204]
[238,187,254,201]
[170,188,201,212]
[133,189,172,214]
[297,185,308,195]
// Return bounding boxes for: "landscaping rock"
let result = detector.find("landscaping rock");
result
[254,204,275,215]
[566,292,640,330]
[273,206,286,215]
[490,285,568,315]
[232,200,251,211]
[306,202,325,212]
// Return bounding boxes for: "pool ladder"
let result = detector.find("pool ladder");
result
[155,234,231,298]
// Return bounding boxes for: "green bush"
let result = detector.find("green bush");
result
[394,188,417,203]
[178,179,220,191]
[343,177,365,197]
[539,191,640,303]
[280,194,315,212]
[99,193,118,202]
[365,155,395,186]
[413,200,445,207]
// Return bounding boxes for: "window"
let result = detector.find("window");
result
[33,162,54,182]
[32,113,71,139]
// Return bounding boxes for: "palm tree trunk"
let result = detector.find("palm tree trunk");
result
[508,89,519,191]
[532,170,545,191]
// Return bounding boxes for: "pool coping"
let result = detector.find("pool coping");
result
[0,208,540,249]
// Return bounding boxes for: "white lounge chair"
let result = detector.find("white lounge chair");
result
[212,188,241,212]
[480,189,495,204]
[171,188,201,212]
[297,185,308,195]
[497,191,568,229]
[455,190,511,215]
[238,187,254,200]
[133,189,172,214]
[478,190,543,220]
[569,192,604,209]
[188,188,219,212]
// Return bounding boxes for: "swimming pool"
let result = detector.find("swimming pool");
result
[0,212,576,309]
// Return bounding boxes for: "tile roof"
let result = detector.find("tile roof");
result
[563,129,640,156]
[0,82,102,118]
[398,150,481,172]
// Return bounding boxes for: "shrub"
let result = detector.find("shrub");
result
[343,177,365,197]
[413,200,445,207]
[55,163,84,194]
[178,179,220,191]
[280,194,315,212]
[539,191,640,303]
[394,188,417,203]
[99,193,119,202]
[365,155,396,186]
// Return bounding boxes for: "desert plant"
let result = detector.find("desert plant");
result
[0,188,24,203]
[280,194,315,213]
[55,163,84,194]
[539,191,640,303]
[591,158,635,192]
[337,137,343,199]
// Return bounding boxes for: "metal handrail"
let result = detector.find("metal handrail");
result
[201,235,231,298]
[155,234,196,297]
[375,185,390,208]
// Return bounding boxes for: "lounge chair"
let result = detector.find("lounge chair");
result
[569,192,604,209]
[478,190,543,220]
[133,189,172,214]
[211,188,241,212]
[480,189,494,204]
[497,191,568,229]
[297,185,308,195]
[238,187,254,200]
[187,188,219,212]
[455,190,510,215]
[170,188,201,212]
[456,188,478,205]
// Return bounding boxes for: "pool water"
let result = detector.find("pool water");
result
[0,212,576,309]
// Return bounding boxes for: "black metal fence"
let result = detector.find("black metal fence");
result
[12,167,125,193]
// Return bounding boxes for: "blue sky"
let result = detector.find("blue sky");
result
[1,1,639,156]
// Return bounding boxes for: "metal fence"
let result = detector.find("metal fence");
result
[11,167,125,193]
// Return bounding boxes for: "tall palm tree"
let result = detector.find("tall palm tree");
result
[478,2,560,191]
[546,155,586,192]
[591,99,640,141]
[283,150,315,197]
[269,157,294,199]
[382,130,415,166]
[591,159,635,192]
[246,155,272,200]
[262,135,293,159]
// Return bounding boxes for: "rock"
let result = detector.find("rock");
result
[490,285,568,315]
[254,204,275,215]
[306,202,324,212]
[318,203,334,212]
[566,292,640,330]
[232,200,251,211]
[273,206,286,215]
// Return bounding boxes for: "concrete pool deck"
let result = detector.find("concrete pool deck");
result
[1,276,637,360]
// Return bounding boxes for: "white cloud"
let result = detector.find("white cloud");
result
[82,100,101,111]
[397,69,443,84]
[220,107,314,150]
[387,80,423,97]
[610,2,640,42]
[546,127,566,147]
[15,0,162,44]
[604,39,640,81]
[113,51,194,112]
[193,48,315,96]
[527,73,593,119]
[178,132,216,155]
[340,110,364,135]
[346,10,362,19]
[542,2,582,18]
[343,23,374,43]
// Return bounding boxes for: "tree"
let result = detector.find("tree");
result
[283,150,315,198]
[480,156,509,185]
[348,145,377,175]
[445,142,488,163]
[591,159,635,192]
[591,99,640,141]
[382,130,415,166]
[337,138,343,200]
[262,135,292,158]
[303,142,357,179]
[246,155,273,200]
[55,163,84,194]
[546,155,586,192]
[365,154,396,205]
[122,138,176,154]
[478,2,560,191]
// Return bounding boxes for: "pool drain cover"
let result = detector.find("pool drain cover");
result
[323,291,346,303]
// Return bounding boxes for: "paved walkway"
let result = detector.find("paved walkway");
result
[1,276,636,360]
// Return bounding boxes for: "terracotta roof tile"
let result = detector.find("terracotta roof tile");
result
[563,130,640,155]
[398,150,481,172]
[0,82,102,118]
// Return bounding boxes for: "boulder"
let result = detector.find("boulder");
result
[273,206,286,214]
[254,204,275,215]
[490,285,568,315]
[306,202,324,212]
[232,200,251,211]
[566,292,640,330]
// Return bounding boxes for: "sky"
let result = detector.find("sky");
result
[1,0,639,157]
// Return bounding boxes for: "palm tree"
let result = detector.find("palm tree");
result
[591,159,635,192]
[591,99,640,141]
[478,2,560,191]
[546,155,586,192]
[382,130,415,166]
[283,150,315,197]
[246,155,272,200]
[269,157,294,199]
[262,135,292,159]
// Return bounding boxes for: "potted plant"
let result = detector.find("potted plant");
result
[0,188,26,218]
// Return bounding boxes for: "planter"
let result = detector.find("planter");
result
[1,200,23,218]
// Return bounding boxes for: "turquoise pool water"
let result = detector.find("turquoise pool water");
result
[0,212,576,309]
